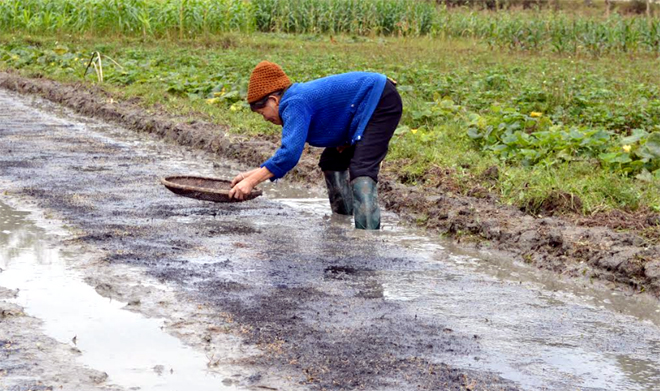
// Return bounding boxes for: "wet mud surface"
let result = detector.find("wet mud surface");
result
[1,82,660,391]
[0,206,123,391]
[0,89,515,390]
[1,71,659,297]
[1,200,272,391]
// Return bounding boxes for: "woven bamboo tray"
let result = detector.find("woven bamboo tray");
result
[161,175,262,203]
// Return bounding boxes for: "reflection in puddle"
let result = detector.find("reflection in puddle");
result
[278,196,660,391]
[0,201,237,391]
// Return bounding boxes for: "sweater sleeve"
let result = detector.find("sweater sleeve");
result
[261,100,312,180]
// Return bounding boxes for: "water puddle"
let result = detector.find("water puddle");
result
[0,201,238,391]
[276,196,660,391]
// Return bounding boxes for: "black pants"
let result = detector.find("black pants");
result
[318,80,403,182]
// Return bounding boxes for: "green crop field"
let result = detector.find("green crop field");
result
[3,0,660,54]
[2,0,660,220]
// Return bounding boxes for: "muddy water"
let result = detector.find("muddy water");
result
[0,202,238,391]
[1,88,660,390]
[276,197,660,391]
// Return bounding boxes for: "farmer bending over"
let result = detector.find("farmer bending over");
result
[229,61,402,230]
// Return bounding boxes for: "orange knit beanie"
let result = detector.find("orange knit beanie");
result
[247,61,292,103]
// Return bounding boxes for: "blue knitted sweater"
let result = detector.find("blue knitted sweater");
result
[260,72,387,180]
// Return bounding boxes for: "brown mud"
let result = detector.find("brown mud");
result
[1,70,659,300]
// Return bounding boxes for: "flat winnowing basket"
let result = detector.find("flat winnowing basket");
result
[161,175,262,203]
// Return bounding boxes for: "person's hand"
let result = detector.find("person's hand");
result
[231,172,247,187]
[229,177,255,201]
[228,167,273,201]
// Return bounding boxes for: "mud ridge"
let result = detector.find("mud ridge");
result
[2,70,659,298]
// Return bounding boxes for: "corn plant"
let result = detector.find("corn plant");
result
[1,0,660,55]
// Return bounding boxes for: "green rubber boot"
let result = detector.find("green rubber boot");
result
[351,176,381,230]
[323,170,353,215]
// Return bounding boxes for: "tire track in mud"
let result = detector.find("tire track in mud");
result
[1,71,659,297]
[0,89,516,390]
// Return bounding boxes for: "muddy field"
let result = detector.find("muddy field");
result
[1,71,659,298]
[1,80,660,391]
[0,87,517,390]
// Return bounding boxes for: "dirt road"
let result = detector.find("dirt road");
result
[1,88,660,391]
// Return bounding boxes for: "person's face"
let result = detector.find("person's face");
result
[255,96,282,126]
